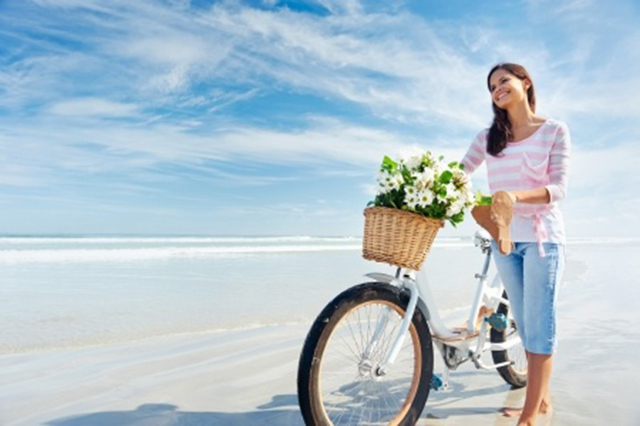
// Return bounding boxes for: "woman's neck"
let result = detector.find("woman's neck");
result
[507,102,538,128]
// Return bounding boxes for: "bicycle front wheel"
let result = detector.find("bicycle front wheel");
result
[297,282,433,426]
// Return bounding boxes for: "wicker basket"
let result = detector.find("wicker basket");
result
[363,207,444,270]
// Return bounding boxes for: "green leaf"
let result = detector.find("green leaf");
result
[439,170,453,184]
[452,211,464,222]
[401,165,413,182]
[382,155,398,172]
[474,189,492,206]
[448,161,458,168]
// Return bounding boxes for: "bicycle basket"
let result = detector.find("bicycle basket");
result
[363,206,444,270]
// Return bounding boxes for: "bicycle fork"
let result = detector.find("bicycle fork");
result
[362,276,420,377]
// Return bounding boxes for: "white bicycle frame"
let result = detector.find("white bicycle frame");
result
[363,229,522,383]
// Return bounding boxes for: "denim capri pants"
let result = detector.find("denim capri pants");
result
[491,241,565,354]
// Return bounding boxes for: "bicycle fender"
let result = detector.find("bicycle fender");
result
[416,298,431,321]
[363,272,431,321]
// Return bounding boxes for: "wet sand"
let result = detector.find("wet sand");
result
[1,241,638,425]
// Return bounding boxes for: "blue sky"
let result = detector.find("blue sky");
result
[1,0,639,237]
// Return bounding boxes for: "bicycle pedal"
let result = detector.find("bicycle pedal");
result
[430,374,444,391]
[485,313,507,332]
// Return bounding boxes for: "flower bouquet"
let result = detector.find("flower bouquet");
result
[363,151,476,270]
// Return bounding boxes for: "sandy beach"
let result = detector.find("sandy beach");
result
[1,238,639,426]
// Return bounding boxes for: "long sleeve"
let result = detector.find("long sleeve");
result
[545,123,571,203]
[460,130,487,174]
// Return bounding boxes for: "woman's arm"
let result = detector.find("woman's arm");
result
[508,187,550,204]
[461,130,487,174]
[506,123,571,205]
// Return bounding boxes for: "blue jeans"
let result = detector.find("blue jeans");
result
[491,241,565,354]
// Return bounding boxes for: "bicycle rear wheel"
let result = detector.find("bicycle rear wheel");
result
[490,291,527,388]
[297,282,433,426]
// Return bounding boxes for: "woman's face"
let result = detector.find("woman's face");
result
[488,68,530,110]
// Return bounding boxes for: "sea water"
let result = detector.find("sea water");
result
[0,235,486,354]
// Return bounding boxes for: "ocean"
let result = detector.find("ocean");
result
[1,235,637,354]
[0,235,485,354]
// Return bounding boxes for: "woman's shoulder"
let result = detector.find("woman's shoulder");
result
[474,127,490,140]
[544,117,570,134]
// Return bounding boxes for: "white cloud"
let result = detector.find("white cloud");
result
[1,0,639,236]
[49,98,139,117]
[5,0,638,129]
[0,114,406,175]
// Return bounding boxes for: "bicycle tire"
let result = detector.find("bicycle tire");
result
[490,291,527,388]
[297,282,434,426]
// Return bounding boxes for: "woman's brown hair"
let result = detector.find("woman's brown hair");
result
[486,63,536,156]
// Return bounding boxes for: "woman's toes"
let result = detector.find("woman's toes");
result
[500,407,522,417]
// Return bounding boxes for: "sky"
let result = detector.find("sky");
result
[1,0,639,237]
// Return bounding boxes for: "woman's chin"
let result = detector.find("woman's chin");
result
[493,101,509,110]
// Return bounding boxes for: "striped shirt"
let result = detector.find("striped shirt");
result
[461,118,571,251]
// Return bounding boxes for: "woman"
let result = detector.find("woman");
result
[461,63,570,426]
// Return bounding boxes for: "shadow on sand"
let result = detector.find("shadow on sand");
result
[45,394,305,426]
[45,380,523,426]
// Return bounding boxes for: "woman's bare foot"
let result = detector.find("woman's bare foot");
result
[500,400,552,417]
[500,407,522,418]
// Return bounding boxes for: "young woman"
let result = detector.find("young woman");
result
[461,63,571,426]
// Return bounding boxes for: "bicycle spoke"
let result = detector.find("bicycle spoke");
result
[310,294,427,426]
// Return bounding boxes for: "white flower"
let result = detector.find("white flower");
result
[372,150,475,224]
[462,189,475,205]
[452,168,470,186]
[405,192,419,209]
[445,182,459,199]
[389,175,403,191]
[446,199,465,217]
[376,170,390,184]
[416,190,435,208]
[403,155,422,171]
[377,170,403,192]
[398,147,424,170]
[376,171,393,194]
[414,168,435,190]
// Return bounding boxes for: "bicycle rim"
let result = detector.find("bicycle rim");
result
[315,300,422,426]
[505,317,527,374]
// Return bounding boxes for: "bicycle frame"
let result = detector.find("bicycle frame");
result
[364,231,521,379]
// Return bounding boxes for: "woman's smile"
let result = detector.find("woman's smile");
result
[496,90,510,101]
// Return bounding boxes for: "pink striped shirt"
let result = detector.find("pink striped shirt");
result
[461,118,571,251]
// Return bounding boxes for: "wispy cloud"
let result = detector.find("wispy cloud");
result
[48,98,140,117]
[0,0,638,236]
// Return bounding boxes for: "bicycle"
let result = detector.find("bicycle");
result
[297,228,527,426]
